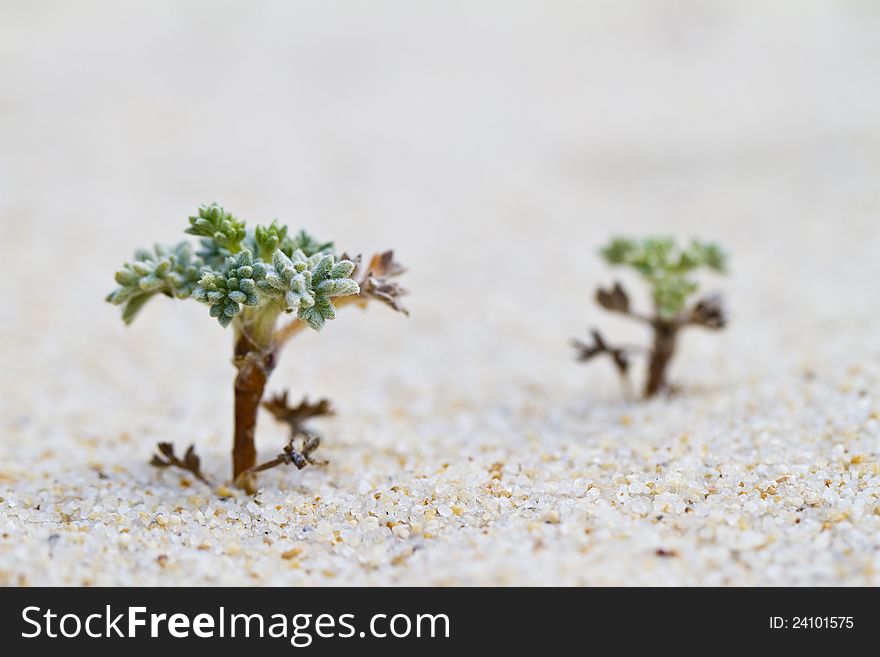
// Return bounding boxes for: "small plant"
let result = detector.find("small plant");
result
[573,237,728,398]
[108,204,407,492]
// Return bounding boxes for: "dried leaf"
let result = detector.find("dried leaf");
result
[596,281,630,314]
[688,295,726,329]
[184,445,201,472]
[345,250,409,315]
[572,329,630,377]
[149,442,209,483]
[263,391,334,436]
[235,433,325,489]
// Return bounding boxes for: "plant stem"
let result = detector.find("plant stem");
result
[232,349,272,491]
[232,305,282,492]
[230,296,364,492]
[644,319,679,398]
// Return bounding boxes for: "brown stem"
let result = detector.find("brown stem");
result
[232,339,276,491]
[231,306,282,492]
[644,320,679,398]
[233,299,356,488]
[229,292,387,493]
[234,434,324,489]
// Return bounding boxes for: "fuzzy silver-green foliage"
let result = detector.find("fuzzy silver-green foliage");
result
[253,219,291,261]
[186,204,246,252]
[251,221,334,262]
[601,237,727,318]
[287,229,334,258]
[257,249,360,330]
[106,242,202,324]
[186,204,248,268]
[192,250,261,328]
[108,204,360,330]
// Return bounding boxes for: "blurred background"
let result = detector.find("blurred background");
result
[1,0,878,455]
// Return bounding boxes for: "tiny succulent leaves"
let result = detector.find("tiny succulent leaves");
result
[186,204,248,268]
[252,219,290,261]
[251,226,333,262]
[185,203,247,254]
[192,250,261,327]
[288,229,334,258]
[106,241,202,324]
[108,204,368,332]
[257,249,360,330]
[600,237,727,318]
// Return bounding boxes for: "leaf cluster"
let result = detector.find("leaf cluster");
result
[256,249,360,330]
[108,203,364,330]
[105,242,202,324]
[600,237,726,317]
[192,250,261,327]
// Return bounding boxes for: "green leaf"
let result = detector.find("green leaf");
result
[107,242,202,324]
[600,237,637,265]
[288,229,334,257]
[599,236,728,316]
[108,206,383,334]
[185,204,246,256]
[192,250,262,327]
[253,219,289,261]
[256,249,359,331]
[121,293,154,325]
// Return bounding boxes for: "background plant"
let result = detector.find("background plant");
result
[573,236,728,398]
[108,203,408,492]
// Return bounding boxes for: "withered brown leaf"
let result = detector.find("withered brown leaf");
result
[236,432,326,490]
[150,442,209,483]
[263,390,335,437]
[596,281,630,314]
[572,329,630,376]
[688,295,726,329]
[344,250,409,315]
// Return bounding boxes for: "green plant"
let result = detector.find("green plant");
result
[573,236,728,398]
[108,204,408,492]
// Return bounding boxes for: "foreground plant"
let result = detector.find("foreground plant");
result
[572,237,728,398]
[108,204,407,491]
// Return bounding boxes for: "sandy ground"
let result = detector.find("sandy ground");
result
[1,1,879,585]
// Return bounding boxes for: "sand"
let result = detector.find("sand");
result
[1,1,879,586]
